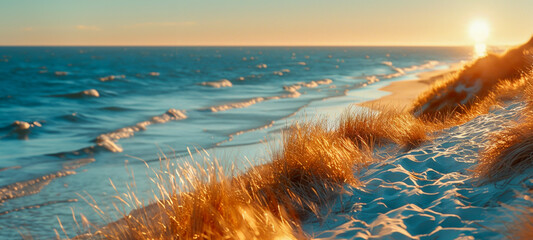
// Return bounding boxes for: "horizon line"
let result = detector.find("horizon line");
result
[0,44,505,48]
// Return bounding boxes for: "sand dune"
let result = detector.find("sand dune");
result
[308,102,530,239]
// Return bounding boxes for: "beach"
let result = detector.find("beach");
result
[0,47,476,238]
[88,52,533,239]
[4,43,533,239]
[358,63,463,110]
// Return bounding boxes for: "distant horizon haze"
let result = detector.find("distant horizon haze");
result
[1,0,532,46]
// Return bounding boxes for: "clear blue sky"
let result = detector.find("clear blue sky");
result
[1,0,532,46]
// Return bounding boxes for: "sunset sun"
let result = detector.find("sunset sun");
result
[469,19,490,42]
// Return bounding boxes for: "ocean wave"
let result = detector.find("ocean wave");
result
[382,61,406,75]
[99,75,125,82]
[381,61,440,79]
[207,79,331,113]
[54,71,68,76]
[62,157,95,170]
[0,165,21,172]
[0,120,42,140]
[283,79,333,92]
[58,112,90,123]
[95,109,187,152]
[0,170,76,203]
[402,60,439,72]
[365,76,380,83]
[52,89,100,98]
[199,79,233,88]
[99,106,134,112]
[256,64,268,69]
[215,120,275,146]
[208,92,301,112]
[209,97,267,112]
[0,199,78,216]
[0,157,94,205]
[273,69,290,76]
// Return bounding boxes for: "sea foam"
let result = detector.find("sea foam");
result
[53,89,100,98]
[208,79,331,112]
[95,109,187,152]
[200,79,233,88]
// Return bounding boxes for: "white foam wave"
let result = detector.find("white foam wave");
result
[273,69,290,76]
[365,76,380,83]
[381,61,440,79]
[208,93,301,113]
[256,64,268,69]
[382,61,406,75]
[283,79,333,92]
[209,97,266,112]
[208,79,330,113]
[5,121,42,140]
[200,79,233,88]
[99,75,125,82]
[402,60,440,72]
[54,71,68,76]
[96,109,187,152]
[53,89,100,98]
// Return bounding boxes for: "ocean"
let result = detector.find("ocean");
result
[0,46,472,238]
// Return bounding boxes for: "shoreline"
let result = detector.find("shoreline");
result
[358,63,464,111]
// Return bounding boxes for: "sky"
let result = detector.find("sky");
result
[0,0,532,46]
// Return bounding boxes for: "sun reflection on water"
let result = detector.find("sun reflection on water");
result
[474,42,487,58]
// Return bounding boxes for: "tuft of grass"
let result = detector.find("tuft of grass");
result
[475,75,533,183]
[475,118,533,182]
[507,206,533,240]
[246,121,371,218]
[506,199,533,240]
[69,120,374,239]
[75,152,302,240]
[337,107,434,150]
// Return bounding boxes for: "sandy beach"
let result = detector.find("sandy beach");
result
[359,64,463,110]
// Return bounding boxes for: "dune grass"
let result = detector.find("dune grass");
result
[337,107,433,150]
[474,75,533,183]
[67,119,376,239]
[411,36,533,122]
[475,117,533,182]
[69,105,445,239]
[507,201,533,240]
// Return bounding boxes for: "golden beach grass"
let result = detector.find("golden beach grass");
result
[68,120,373,239]
[411,36,533,122]
[474,75,533,183]
[475,117,533,182]
[337,107,432,150]
[507,202,533,240]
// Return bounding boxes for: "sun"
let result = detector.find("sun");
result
[469,19,490,42]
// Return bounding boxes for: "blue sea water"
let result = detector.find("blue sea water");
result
[0,46,472,238]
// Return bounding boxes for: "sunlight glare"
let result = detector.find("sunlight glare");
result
[469,19,490,43]
[474,42,487,58]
